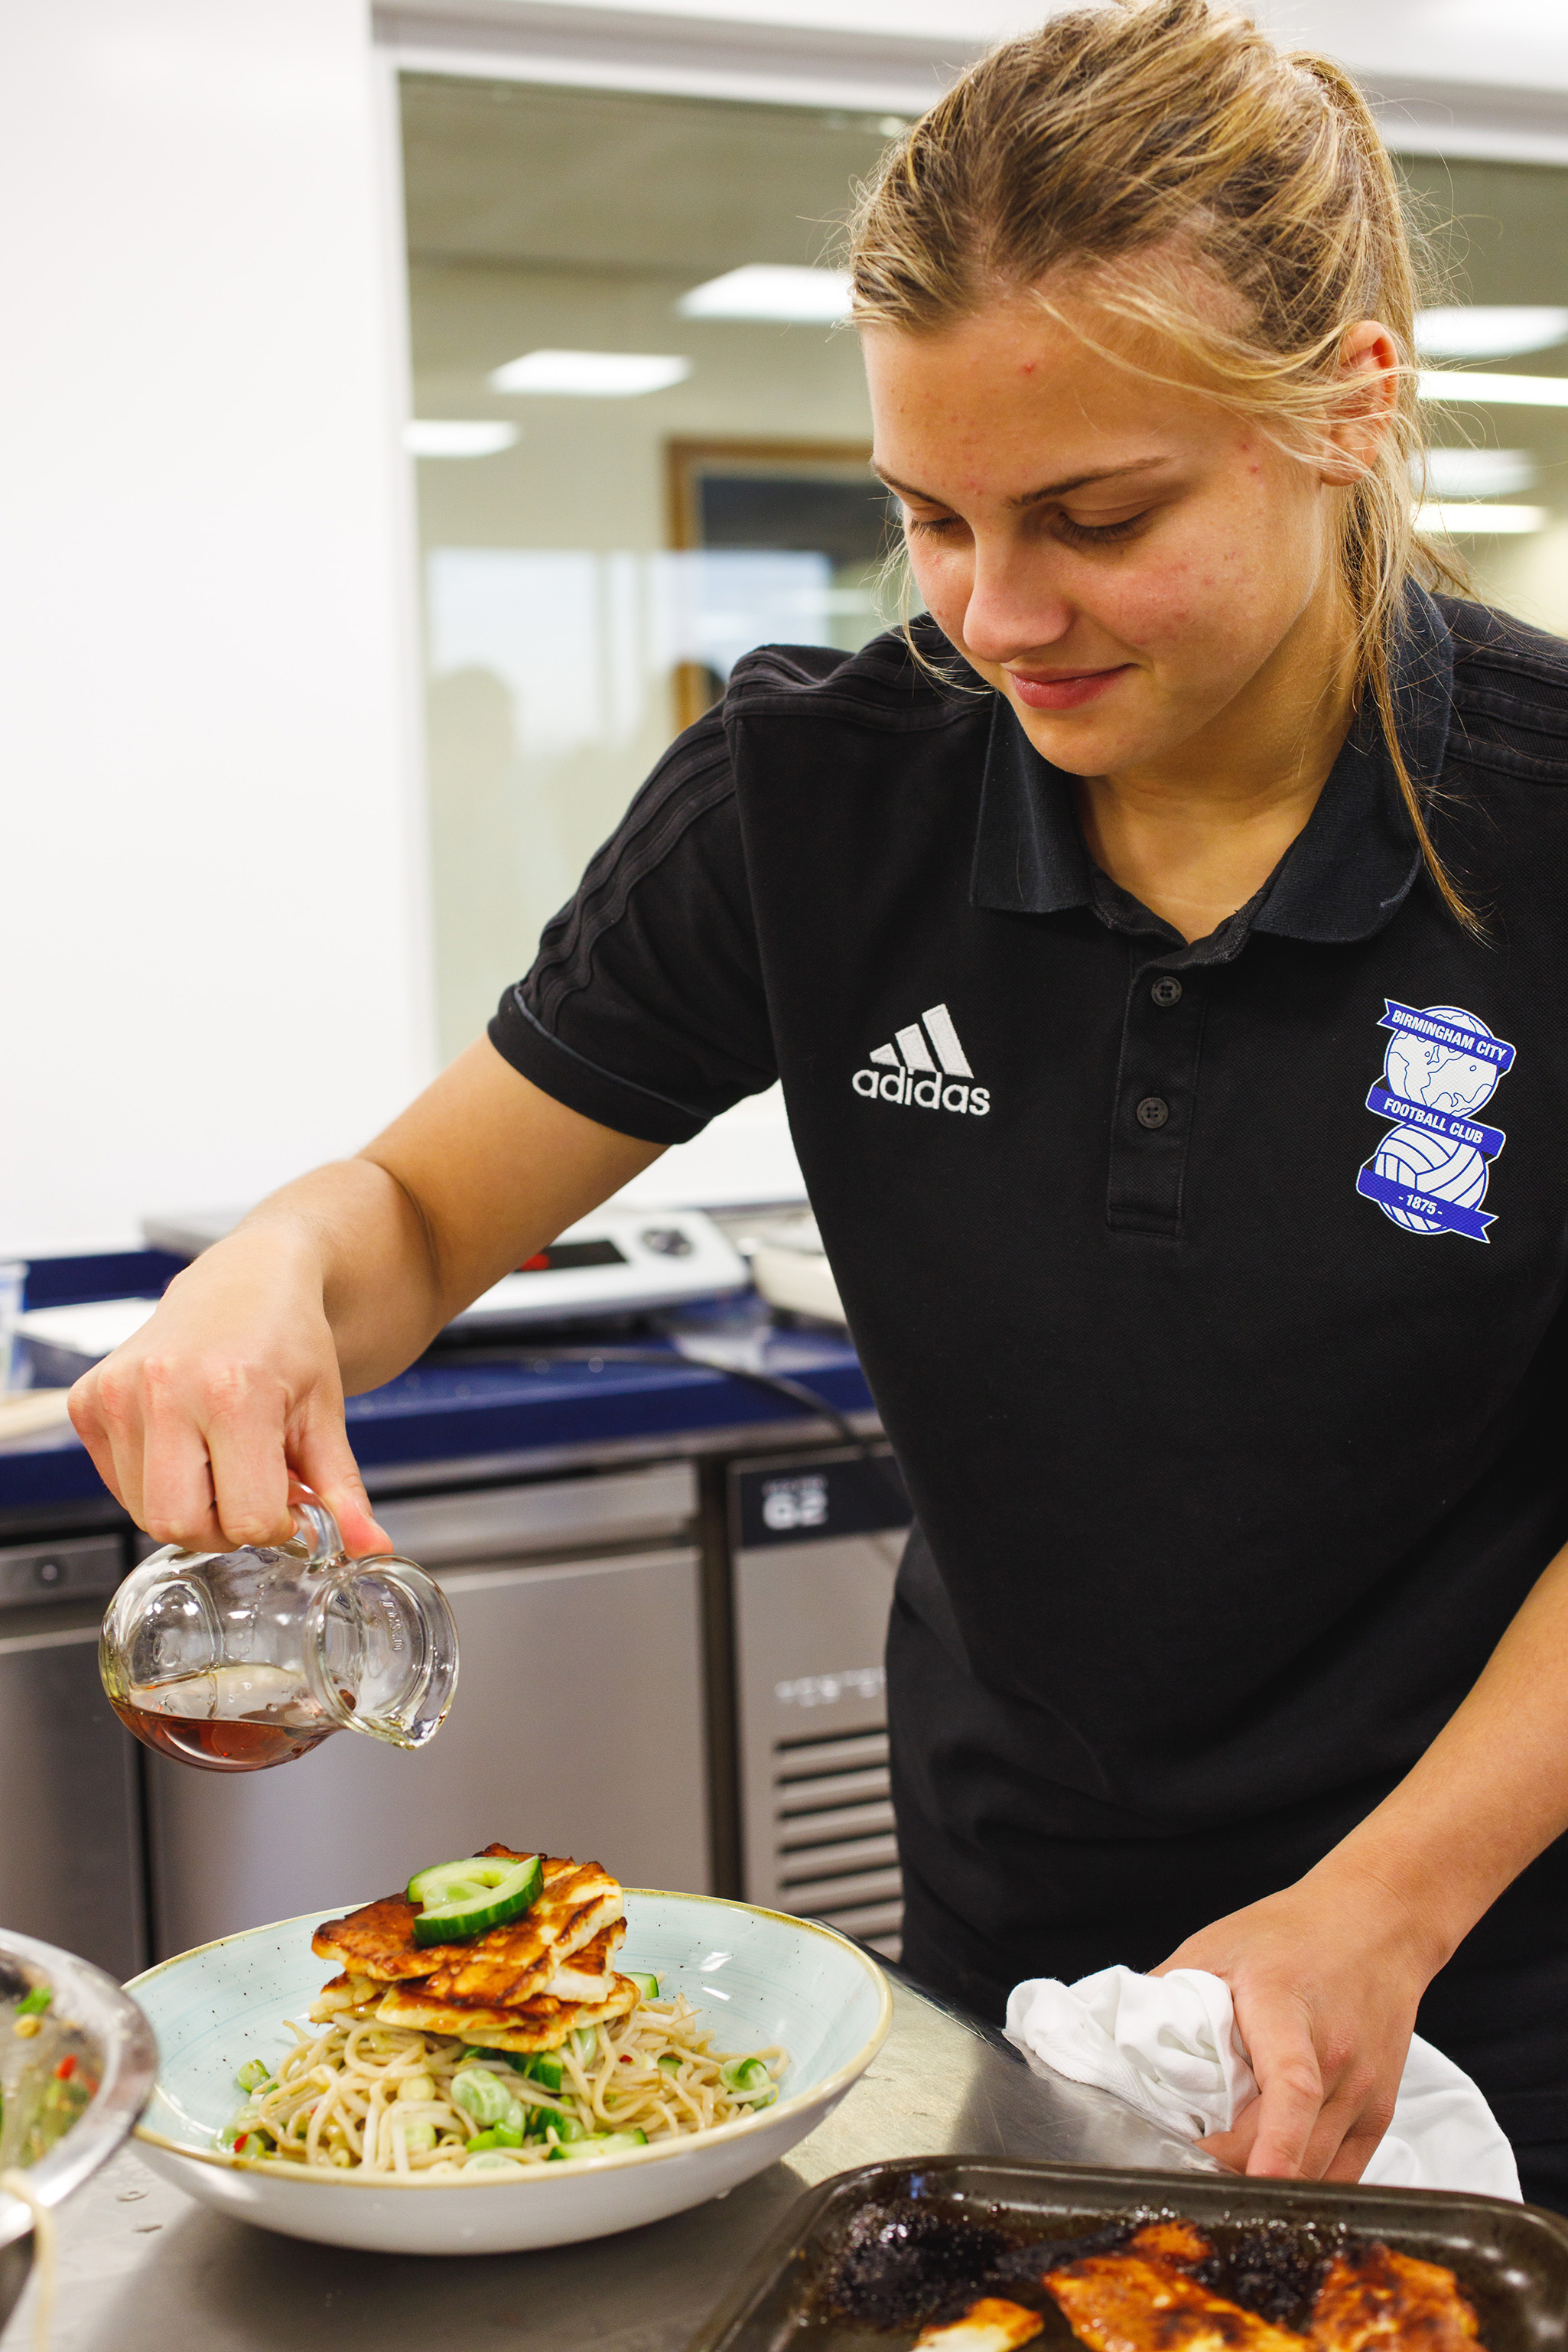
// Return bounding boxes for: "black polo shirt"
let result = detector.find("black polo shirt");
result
[492,587,1568,2043]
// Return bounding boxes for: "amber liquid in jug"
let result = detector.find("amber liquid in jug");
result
[109,1664,353,1771]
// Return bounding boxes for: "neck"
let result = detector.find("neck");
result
[1073,588,1358,944]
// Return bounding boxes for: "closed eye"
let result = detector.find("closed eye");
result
[1052,509,1153,545]
[904,508,1153,545]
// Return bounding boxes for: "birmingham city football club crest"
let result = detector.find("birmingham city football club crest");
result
[1357,1002,1515,1242]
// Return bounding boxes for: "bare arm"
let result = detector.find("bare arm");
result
[69,1041,662,1555]
[1156,1536,1568,2178]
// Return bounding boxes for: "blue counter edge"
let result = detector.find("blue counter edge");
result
[2,1254,875,1516]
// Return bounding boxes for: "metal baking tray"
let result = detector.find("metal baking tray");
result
[688,2157,1568,2352]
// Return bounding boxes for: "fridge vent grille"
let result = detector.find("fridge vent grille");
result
[771,1726,902,1958]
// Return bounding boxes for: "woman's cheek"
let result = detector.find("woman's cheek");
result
[905,542,967,638]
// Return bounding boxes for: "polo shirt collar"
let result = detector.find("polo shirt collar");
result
[969,584,1453,947]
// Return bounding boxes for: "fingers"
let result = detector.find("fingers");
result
[1233,1998,1326,2178]
[291,1414,389,1557]
[68,1368,138,1518]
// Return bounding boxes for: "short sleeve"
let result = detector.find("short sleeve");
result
[488,711,776,1145]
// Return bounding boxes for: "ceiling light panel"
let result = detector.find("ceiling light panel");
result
[1417,307,1568,360]
[678,266,854,324]
[1419,448,1537,499]
[405,420,518,458]
[1416,502,1547,535]
[489,350,691,397]
[1419,371,1568,408]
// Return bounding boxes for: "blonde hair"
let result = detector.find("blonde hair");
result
[849,0,1475,926]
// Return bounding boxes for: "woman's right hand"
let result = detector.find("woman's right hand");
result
[67,1225,390,1558]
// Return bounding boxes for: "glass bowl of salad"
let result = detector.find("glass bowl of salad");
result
[0,1929,158,2333]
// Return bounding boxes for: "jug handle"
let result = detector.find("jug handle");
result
[287,1482,346,1565]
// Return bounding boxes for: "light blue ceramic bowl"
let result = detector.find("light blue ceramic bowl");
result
[126,1890,890,2254]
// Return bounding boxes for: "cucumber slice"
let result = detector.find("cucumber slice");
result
[623,1971,660,2000]
[548,2129,648,2162]
[522,2053,564,2092]
[464,2149,527,2173]
[409,1854,542,1947]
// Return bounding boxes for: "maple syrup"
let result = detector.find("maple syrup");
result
[109,1664,348,1773]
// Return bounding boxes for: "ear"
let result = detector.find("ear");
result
[1320,320,1400,484]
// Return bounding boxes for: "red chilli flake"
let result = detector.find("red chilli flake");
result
[234,2133,249,2152]
[54,2055,76,2081]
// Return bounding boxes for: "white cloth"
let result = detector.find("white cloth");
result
[1005,1964,1520,2200]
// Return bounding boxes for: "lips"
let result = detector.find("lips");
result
[1007,667,1127,712]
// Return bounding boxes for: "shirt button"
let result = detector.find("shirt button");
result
[1150,976,1183,1007]
[1136,1095,1170,1130]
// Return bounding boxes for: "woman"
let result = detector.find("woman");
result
[73,0,1568,2204]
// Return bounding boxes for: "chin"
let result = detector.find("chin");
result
[1007,701,1163,778]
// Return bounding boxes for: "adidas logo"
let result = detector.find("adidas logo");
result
[851,1002,990,1116]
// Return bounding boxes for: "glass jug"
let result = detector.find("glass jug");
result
[99,1492,458,1771]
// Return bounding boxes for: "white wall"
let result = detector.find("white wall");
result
[0,0,431,1254]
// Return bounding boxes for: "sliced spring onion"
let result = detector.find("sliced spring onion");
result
[464,2149,527,2173]
[717,2056,776,2106]
[408,1853,543,1947]
[623,1971,661,2000]
[16,1988,50,2018]
[402,2120,438,2154]
[571,2026,598,2063]
[235,2058,272,2094]
[657,2051,682,2074]
[466,2121,524,2151]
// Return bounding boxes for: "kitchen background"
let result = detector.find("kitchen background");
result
[3,0,1567,1983]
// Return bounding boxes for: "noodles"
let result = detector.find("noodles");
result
[1,2168,56,2352]
[217,1989,786,2178]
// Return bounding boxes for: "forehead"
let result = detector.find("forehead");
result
[861,298,1234,493]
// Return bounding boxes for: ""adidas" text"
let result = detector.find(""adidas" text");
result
[851,1000,991,1117]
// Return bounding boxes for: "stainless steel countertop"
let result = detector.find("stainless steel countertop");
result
[0,1972,1211,2352]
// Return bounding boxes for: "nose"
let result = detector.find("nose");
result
[961,534,1075,667]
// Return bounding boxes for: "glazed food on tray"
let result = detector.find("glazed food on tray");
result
[216,1844,786,2175]
[904,2220,1485,2352]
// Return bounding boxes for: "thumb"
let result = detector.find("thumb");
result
[291,1414,391,1557]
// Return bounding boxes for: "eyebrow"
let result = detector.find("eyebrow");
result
[873,457,1166,508]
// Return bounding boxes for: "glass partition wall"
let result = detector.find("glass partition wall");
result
[401,77,1568,1062]
[402,77,900,1062]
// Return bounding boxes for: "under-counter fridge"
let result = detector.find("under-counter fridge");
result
[0,1532,143,1979]
[145,1462,711,1957]
[728,1447,910,1959]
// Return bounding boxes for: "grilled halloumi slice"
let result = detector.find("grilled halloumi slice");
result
[915,2299,1045,2352]
[1044,2248,1306,2352]
[308,1971,386,2022]
[311,1847,623,2002]
[1309,2245,1481,2352]
[376,1972,639,2051]
[311,1892,434,1982]
[536,1921,625,2003]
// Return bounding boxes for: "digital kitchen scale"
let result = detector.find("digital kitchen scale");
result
[445,1208,750,1330]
